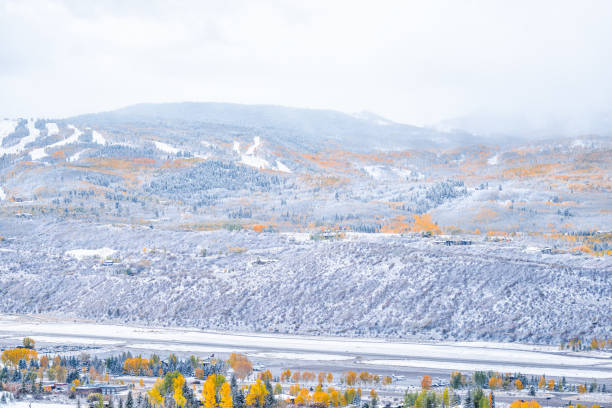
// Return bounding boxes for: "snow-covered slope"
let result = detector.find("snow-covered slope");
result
[0,220,609,344]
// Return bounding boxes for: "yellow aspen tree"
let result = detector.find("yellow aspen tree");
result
[172,374,186,408]
[538,376,546,389]
[515,379,523,390]
[318,372,325,384]
[203,375,217,408]
[220,382,233,408]
[329,387,340,407]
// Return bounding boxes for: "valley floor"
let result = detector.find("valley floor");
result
[1,314,610,386]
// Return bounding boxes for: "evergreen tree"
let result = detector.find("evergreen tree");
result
[234,390,245,408]
[490,393,495,408]
[463,392,472,408]
[472,389,483,408]
[118,398,123,408]
[528,386,536,396]
[371,394,379,408]
[127,391,134,408]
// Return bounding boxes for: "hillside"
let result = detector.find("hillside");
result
[0,102,611,344]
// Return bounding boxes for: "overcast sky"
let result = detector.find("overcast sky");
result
[2,0,612,128]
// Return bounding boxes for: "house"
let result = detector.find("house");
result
[54,383,69,392]
[75,385,102,395]
[100,384,129,395]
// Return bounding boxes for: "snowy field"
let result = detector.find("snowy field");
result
[1,315,610,381]
[3,402,74,408]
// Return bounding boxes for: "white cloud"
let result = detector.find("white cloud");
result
[1,0,612,129]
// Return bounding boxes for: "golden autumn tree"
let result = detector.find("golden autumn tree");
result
[294,388,311,406]
[1,348,38,367]
[258,369,273,382]
[313,389,330,407]
[173,374,186,407]
[22,337,36,349]
[509,401,541,408]
[123,356,150,375]
[345,371,357,386]
[220,382,233,408]
[328,387,340,407]
[514,379,523,390]
[326,372,333,384]
[40,355,49,369]
[229,353,253,380]
[538,376,546,389]
[245,379,268,407]
[202,375,218,408]
[489,376,502,389]
[149,378,164,407]
[280,369,291,382]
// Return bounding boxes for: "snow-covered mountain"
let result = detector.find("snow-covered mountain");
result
[0,102,610,344]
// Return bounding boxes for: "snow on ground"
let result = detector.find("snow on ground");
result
[68,150,87,162]
[8,335,123,346]
[26,120,40,142]
[245,136,261,155]
[241,137,270,169]
[92,130,106,145]
[30,147,48,160]
[0,317,609,372]
[0,187,5,201]
[0,119,18,145]
[361,359,612,379]
[275,160,292,173]
[0,119,40,157]
[445,341,558,353]
[364,166,414,180]
[65,248,116,260]
[364,166,385,179]
[249,352,354,361]
[48,125,81,148]
[128,343,249,354]
[488,154,499,165]
[232,141,240,154]
[153,141,180,154]
[45,122,59,136]
[241,154,270,169]
[562,392,612,403]
[5,401,75,408]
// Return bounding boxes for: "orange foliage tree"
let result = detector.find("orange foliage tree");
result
[421,375,432,390]
[229,353,253,380]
